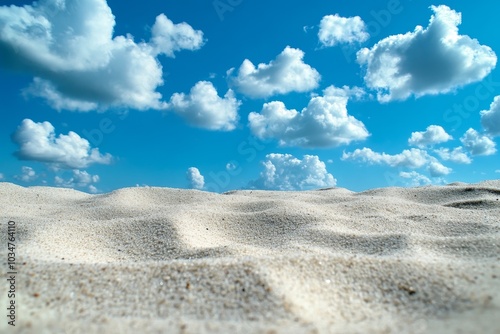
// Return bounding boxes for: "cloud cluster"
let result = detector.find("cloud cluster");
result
[0,0,204,111]
[248,86,369,148]
[252,154,336,190]
[318,14,369,47]
[12,119,112,169]
[343,146,454,178]
[408,125,452,148]
[14,166,38,183]
[186,167,205,190]
[55,170,100,192]
[357,5,497,102]
[399,171,431,186]
[228,46,320,98]
[481,95,500,136]
[460,128,497,156]
[168,81,241,131]
[17,166,37,182]
[434,147,471,164]
[342,148,428,168]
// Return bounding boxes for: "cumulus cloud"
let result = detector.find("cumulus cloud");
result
[318,14,369,47]
[149,14,204,57]
[0,0,204,111]
[357,5,497,102]
[434,147,471,164]
[252,154,336,190]
[227,46,320,98]
[186,167,205,190]
[12,119,113,169]
[480,95,500,136]
[248,86,369,148]
[342,148,428,168]
[408,125,452,148]
[399,171,431,186]
[15,166,37,183]
[168,81,241,131]
[55,170,100,190]
[428,159,452,177]
[88,185,99,194]
[460,128,496,156]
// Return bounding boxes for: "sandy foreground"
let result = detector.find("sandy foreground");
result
[0,181,499,334]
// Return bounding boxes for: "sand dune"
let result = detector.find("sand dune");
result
[1,181,499,333]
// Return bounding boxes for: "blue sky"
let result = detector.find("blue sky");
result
[0,0,499,193]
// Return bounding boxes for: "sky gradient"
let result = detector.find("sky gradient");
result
[0,0,499,193]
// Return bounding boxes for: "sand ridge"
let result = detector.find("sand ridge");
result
[0,181,499,333]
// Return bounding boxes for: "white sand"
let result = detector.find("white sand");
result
[0,181,499,333]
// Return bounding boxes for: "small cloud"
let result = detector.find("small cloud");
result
[343,147,455,177]
[88,185,99,194]
[460,128,496,156]
[149,14,204,57]
[168,81,241,131]
[408,125,452,148]
[228,46,320,98]
[428,159,452,177]
[12,119,112,169]
[357,5,496,102]
[248,85,369,148]
[251,154,336,190]
[480,95,500,137]
[342,148,428,169]
[318,14,369,47]
[0,173,4,180]
[15,166,37,183]
[433,147,471,164]
[187,167,205,190]
[55,170,100,188]
[399,171,431,187]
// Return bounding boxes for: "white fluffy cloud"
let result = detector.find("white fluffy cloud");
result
[342,148,428,168]
[460,128,497,156]
[433,147,471,164]
[55,170,100,191]
[480,95,500,136]
[399,171,431,186]
[248,86,369,148]
[15,166,37,183]
[318,14,369,47]
[150,14,204,57]
[344,147,454,178]
[227,46,320,98]
[168,81,241,131]
[357,5,497,102]
[408,125,452,148]
[252,154,336,191]
[186,167,205,190]
[0,0,204,111]
[428,159,452,177]
[13,119,113,169]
